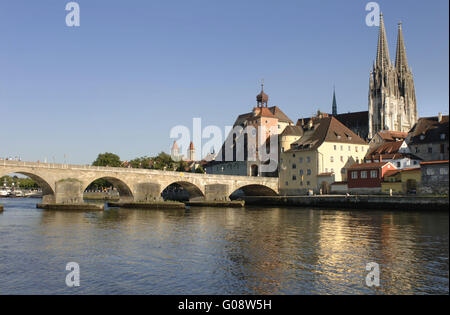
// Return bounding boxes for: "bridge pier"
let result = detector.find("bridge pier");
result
[55,178,84,204]
[134,183,163,202]
[204,184,230,202]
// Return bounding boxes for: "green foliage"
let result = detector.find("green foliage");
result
[1,176,39,189]
[92,153,122,167]
[86,179,112,191]
[195,165,205,174]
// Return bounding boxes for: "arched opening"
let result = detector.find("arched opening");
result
[83,177,133,202]
[161,181,204,202]
[251,164,259,177]
[230,184,278,200]
[320,181,331,195]
[406,179,417,195]
[0,171,54,202]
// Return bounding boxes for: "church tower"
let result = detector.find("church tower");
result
[368,14,418,139]
[332,87,337,116]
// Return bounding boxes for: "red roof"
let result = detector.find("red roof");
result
[377,131,408,141]
[420,160,449,165]
[348,162,393,170]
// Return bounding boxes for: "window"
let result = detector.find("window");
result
[292,175,297,181]
[300,169,304,176]
[278,125,281,130]
[415,147,419,153]
[330,156,334,163]
[355,147,359,152]
[293,154,296,158]
[420,135,425,140]
[334,145,337,151]
[441,134,446,140]
[397,162,401,168]
[340,156,344,162]
[341,168,346,174]
[426,168,435,176]
[331,168,334,174]
[428,147,433,154]
[307,157,311,163]
[440,168,449,175]
[361,171,368,179]
[370,170,378,178]
[341,145,344,151]
[300,181,304,186]
[348,146,351,151]
[292,164,297,169]
[307,181,310,186]
[285,182,289,186]
[351,171,358,179]
[307,169,312,176]
[299,157,303,163]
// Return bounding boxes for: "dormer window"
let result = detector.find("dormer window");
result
[420,135,425,140]
[441,134,446,140]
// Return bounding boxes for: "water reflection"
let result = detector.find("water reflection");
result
[0,199,448,295]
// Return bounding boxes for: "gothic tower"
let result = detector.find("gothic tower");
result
[368,14,418,139]
[332,87,338,116]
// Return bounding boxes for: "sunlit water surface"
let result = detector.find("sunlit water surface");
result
[0,198,448,295]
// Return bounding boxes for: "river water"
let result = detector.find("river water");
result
[0,198,448,295]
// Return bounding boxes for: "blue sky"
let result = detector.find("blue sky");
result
[1,0,448,164]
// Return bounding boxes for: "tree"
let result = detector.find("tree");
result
[92,153,122,167]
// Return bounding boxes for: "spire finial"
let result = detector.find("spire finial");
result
[261,78,264,92]
[395,20,409,71]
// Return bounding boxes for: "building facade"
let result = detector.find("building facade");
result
[280,116,369,195]
[368,14,418,138]
[419,161,449,195]
[406,114,449,162]
[347,162,397,194]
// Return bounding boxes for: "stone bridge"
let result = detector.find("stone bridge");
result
[1,160,279,204]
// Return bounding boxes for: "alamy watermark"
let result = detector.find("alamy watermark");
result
[365,262,380,287]
[170,118,279,173]
[365,2,380,27]
[65,2,80,27]
[66,262,80,287]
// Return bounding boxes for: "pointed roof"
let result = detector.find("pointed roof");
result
[376,13,391,69]
[395,22,409,71]
[256,79,269,107]
[332,87,337,116]
[189,141,195,150]
[172,141,179,151]
[288,117,367,152]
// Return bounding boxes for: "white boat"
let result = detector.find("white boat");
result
[0,189,8,197]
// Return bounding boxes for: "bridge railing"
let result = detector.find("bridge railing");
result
[0,159,278,182]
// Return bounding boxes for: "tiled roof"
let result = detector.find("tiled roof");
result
[335,111,369,128]
[420,160,449,165]
[408,116,449,145]
[269,106,293,124]
[348,162,392,170]
[281,125,303,137]
[368,141,403,156]
[377,130,408,141]
[288,116,367,152]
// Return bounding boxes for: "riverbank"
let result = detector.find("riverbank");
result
[84,192,120,201]
[241,195,449,211]
[36,203,104,211]
[108,201,185,209]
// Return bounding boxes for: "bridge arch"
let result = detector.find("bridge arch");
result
[0,170,55,202]
[161,181,204,201]
[83,176,134,201]
[230,184,278,199]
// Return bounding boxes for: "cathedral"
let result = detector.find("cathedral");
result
[368,13,418,139]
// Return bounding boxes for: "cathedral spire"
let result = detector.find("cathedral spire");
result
[332,86,337,116]
[376,13,391,69]
[395,22,409,72]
